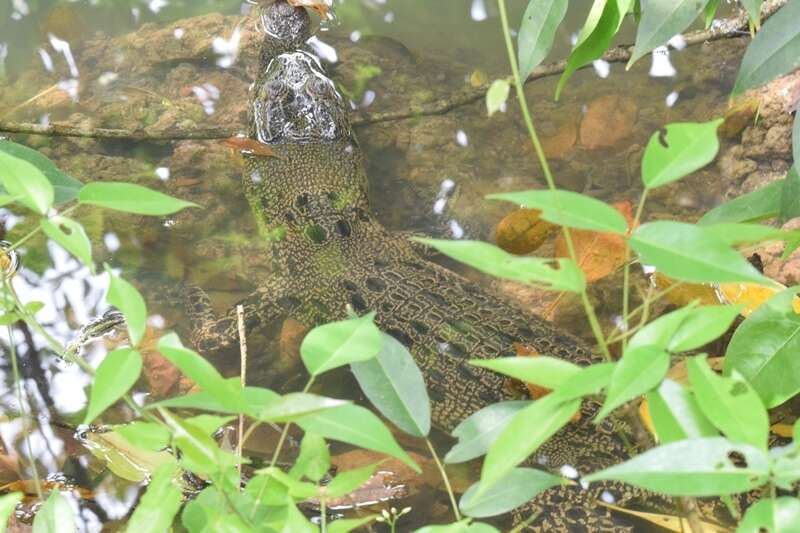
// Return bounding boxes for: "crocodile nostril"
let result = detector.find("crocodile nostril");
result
[276,2,295,16]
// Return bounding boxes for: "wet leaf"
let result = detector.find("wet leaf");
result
[126,462,182,533]
[554,200,634,282]
[413,238,585,293]
[83,347,142,425]
[518,0,568,78]
[81,429,175,483]
[287,0,332,18]
[688,356,768,449]
[459,467,561,518]
[0,493,23,533]
[0,150,54,215]
[254,392,348,423]
[41,216,93,272]
[297,404,420,473]
[301,312,383,376]
[596,345,670,421]
[645,379,717,443]
[289,432,329,482]
[641,120,722,189]
[584,437,770,495]
[32,490,76,533]
[220,136,278,158]
[485,79,509,117]
[0,140,81,204]
[628,0,712,68]
[738,497,800,532]
[629,221,770,284]
[725,286,800,407]
[444,400,531,464]
[105,267,146,346]
[732,0,800,95]
[351,333,431,437]
[79,182,199,216]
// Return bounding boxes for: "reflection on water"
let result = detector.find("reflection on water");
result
[0,0,749,529]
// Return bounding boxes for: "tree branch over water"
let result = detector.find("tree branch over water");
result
[0,0,786,142]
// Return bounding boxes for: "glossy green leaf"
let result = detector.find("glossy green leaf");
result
[668,305,742,352]
[297,404,420,472]
[629,221,769,284]
[732,0,800,95]
[0,493,23,533]
[725,286,800,408]
[699,178,784,225]
[470,356,581,390]
[780,167,800,223]
[412,239,585,292]
[596,345,669,421]
[289,432,330,482]
[126,462,182,533]
[480,395,580,492]
[254,392,348,423]
[83,347,142,424]
[641,120,722,189]
[517,0,568,78]
[105,267,147,346]
[351,333,431,437]
[41,216,93,271]
[78,182,199,215]
[485,79,510,117]
[459,467,561,518]
[114,421,170,451]
[646,379,717,443]
[324,463,378,498]
[688,356,769,449]
[32,490,76,533]
[584,437,770,495]
[0,140,82,204]
[488,189,628,233]
[738,497,800,533]
[0,150,54,215]
[301,312,382,376]
[628,0,711,67]
[444,400,531,464]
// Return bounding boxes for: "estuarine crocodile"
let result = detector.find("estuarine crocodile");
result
[184,2,650,530]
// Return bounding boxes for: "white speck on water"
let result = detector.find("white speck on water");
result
[433,198,447,215]
[666,91,679,107]
[48,34,79,77]
[213,26,241,68]
[456,130,469,147]
[39,114,50,127]
[147,0,169,13]
[592,59,610,78]
[155,167,170,180]
[38,48,54,72]
[449,220,465,239]
[344,145,355,154]
[601,491,616,504]
[471,0,487,21]
[350,31,361,42]
[362,90,376,107]
[57,79,79,102]
[98,71,118,86]
[148,314,166,329]
[383,11,395,23]
[649,46,676,78]
[308,36,338,63]
[103,233,120,252]
[668,34,687,50]
[440,178,455,194]
[174,28,185,39]
[12,0,29,17]
[191,83,220,115]
[579,479,589,489]
[641,264,657,275]
[570,33,578,46]
[131,7,140,23]
[163,219,176,228]
[560,465,579,479]
[251,171,263,183]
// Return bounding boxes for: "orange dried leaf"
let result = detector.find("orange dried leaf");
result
[651,273,720,307]
[717,281,800,317]
[554,200,635,282]
[719,98,759,139]
[495,208,556,255]
[286,0,331,18]
[638,399,655,436]
[220,136,278,158]
[771,423,794,438]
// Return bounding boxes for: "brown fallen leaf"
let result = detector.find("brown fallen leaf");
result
[651,272,720,307]
[0,479,94,500]
[514,343,581,423]
[495,208,557,255]
[220,136,278,158]
[719,98,759,139]
[287,0,332,19]
[554,200,635,282]
[597,501,731,533]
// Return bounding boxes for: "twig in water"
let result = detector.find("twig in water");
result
[236,304,247,479]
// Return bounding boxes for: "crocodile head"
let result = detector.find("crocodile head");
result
[259,1,311,54]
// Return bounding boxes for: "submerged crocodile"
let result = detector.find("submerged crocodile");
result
[183,2,650,530]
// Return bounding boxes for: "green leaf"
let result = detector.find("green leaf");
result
[738,497,800,533]
[470,356,581,390]
[105,267,147,346]
[0,150,54,215]
[351,333,431,437]
[328,516,378,533]
[83,347,142,424]
[184,414,236,436]
[668,305,742,352]
[699,179,784,225]
[627,304,697,351]
[296,404,420,472]
[161,410,240,475]
[254,392,348,423]
[550,362,615,401]
[687,356,769,449]
[324,463,378,498]
[300,312,382,376]
[480,395,579,492]
[739,0,763,26]
[646,379,718,443]
[629,221,770,284]
[0,140,82,204]
[459,467,561,518]
[411,239,585,292]
[78,182,199,215]
[289,432,330,482]
[517,0,568,78]
[0,493,23,533]
[126,462,182,533]
[41,216,93,272]
[702,222,798,246]
[556,0,632,99]
[703,0,720,28]
[32,490,76,533]
[732,0,800,95]
[256,467,319,500]
[584,437,770,495]
[485,79,510,117]
[80,429,175,483]
[415,521,501,533]
[725,286,800,408]
[628,0,711,67]
[780,166,800,223]
[596,345,669,421]
[771,445,800,490]
[113,421,171,451]
[641,120,722,189]
[488,189,628,233]
[444,400,531,464]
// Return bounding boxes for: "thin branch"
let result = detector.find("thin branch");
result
[0,0,786,142]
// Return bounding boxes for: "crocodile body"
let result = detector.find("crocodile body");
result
[187,3,647,530]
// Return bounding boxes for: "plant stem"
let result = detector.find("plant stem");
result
[236,304,247,482]
[621,189,649,350]
[9,204,79,252]
[320,498,327,532]
[425,438,460,522]
[269,377,314,468]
